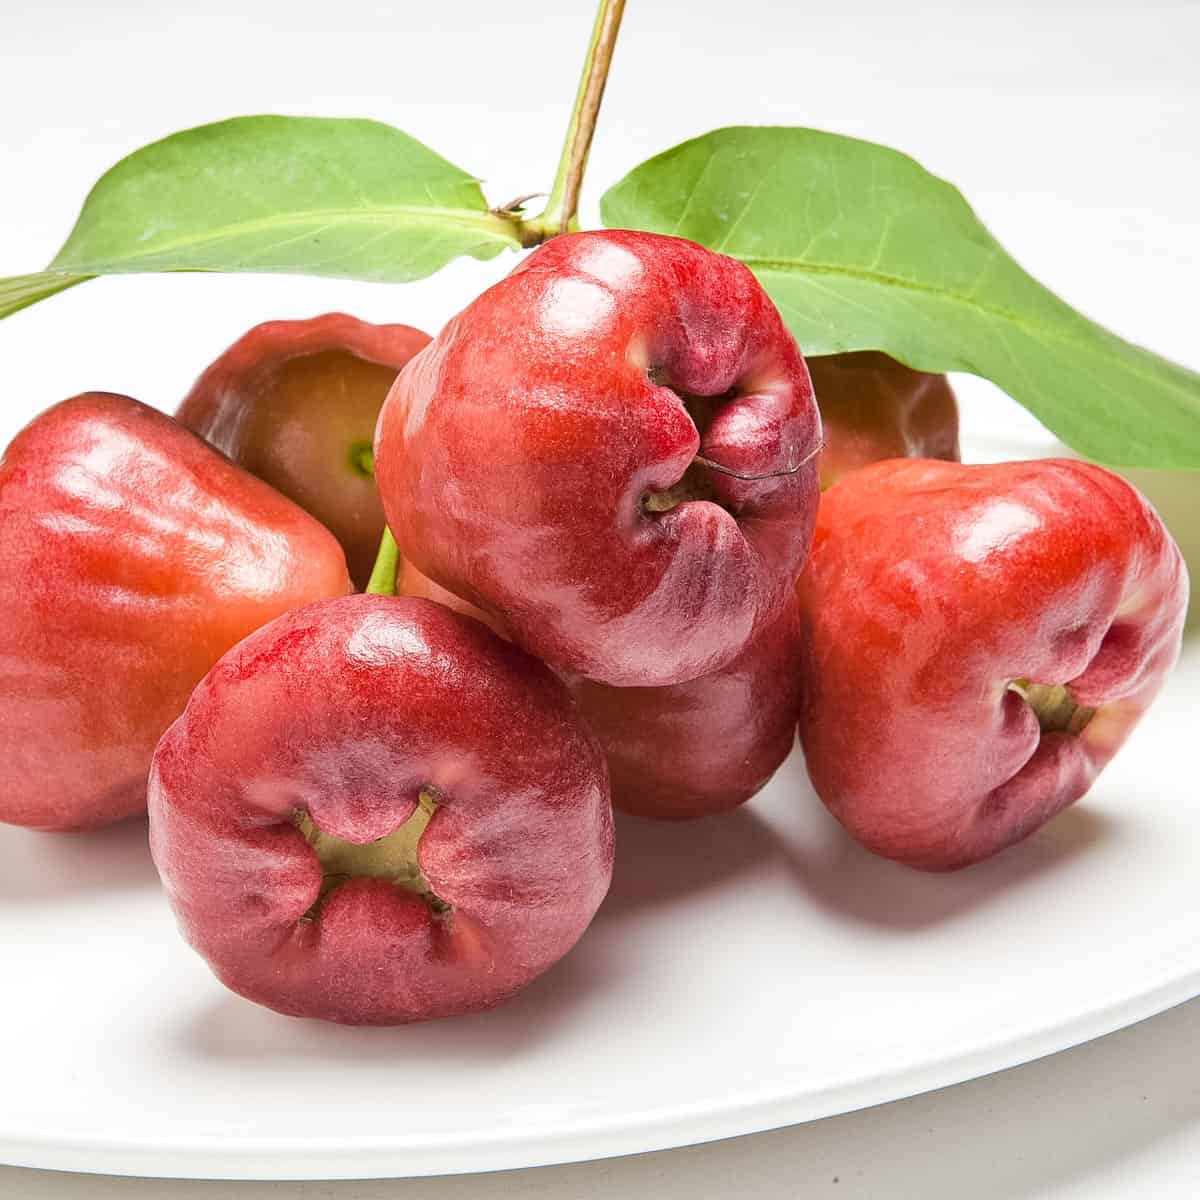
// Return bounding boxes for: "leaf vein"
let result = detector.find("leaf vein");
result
[53,205,517,269]
[746,256,1190,395]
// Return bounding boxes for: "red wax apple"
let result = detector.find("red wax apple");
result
[796,459,1188,870]
[806,351,960,489]
[178,313,430,588]
[565,604,803,819]
[0,393,350,832]
[148,595,613,1025]
[375,230,822,687]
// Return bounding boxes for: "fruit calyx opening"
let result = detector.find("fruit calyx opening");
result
[642,460,721,512]
[1009,679,1096,736]
[347,440,375,479]
[641,379,735,515]
[294,786,450,919]
[640,374,821,514]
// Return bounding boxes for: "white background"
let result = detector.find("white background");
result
[2,0,1198,1195]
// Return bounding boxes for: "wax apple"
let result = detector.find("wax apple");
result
[149,595,614,1025]
[0,393,350,832]
[375,230,822,687]
[796,459,1187,870]
[178,313,430,588]
[807,351,959,489]
[566,604,803,819]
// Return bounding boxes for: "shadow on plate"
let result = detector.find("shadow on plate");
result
[764,749,1120,932]
[596,805,781,922]
[0,815,159,904]
[594,747,1119,936]
[175,916,626,1065]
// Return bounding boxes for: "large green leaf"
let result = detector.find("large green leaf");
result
[601,126,1200,469]
[1,116,521,316]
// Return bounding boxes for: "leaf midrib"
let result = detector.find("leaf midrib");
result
[742,254,1194,398]
[53,204,519,270]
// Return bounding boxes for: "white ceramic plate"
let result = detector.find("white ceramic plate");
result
[2,422,1198,1181]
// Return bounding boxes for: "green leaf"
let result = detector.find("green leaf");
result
[1,116,522,318]
[0,271,91,320]
[601,126,1200,469]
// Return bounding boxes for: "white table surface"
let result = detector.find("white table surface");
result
[2,0,1197,1194]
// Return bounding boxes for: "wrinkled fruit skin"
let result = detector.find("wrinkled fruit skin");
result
[796,459,1188,871]
[807,351,960,489]
[178,313,430,589]
[0,394,350,832]
[149,595,614,1025]
[566,604,804,819]
[375,230,821,687]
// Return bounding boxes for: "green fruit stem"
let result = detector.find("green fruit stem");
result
[365,2,628,596]
[366,527,401,597]
[524,0,626,242]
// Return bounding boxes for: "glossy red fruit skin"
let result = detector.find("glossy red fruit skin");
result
[806,351,960,489]
[796,459,1188,871]
[178,313,429,589]
[565,603,803,819]
[375,230,821,687]
[0,393,351,832]
[148,595,614,1025]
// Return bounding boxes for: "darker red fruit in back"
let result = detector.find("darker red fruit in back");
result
[806,351,959,489]
[179,313,429,588]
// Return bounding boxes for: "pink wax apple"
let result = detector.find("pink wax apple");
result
[395,556,509,637]
[148,594,614,1025]
[796,458,1188,870]
[374,229,822,687]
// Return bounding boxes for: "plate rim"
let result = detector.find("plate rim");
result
[4,961,1197,1180]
